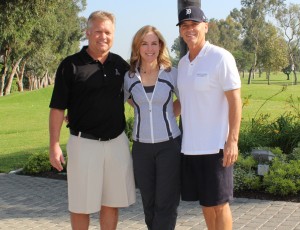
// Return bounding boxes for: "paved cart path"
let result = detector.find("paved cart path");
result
[0,174,300,229]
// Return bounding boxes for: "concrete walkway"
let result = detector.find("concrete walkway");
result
[0,173,299,229]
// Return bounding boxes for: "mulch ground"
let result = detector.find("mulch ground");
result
[234,190,300,203]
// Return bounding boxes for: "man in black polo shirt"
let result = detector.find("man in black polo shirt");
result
[49,11,136,230]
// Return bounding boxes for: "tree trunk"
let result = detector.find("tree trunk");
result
[0,68,7,97]
[47,74,53,85]
[16,60,26,92]
[293,70,297,85]
[0,48,11,96]
[251,39,258,80]
[178,0,201,58]
[3,57,22,95]
[42,70,49,88]
[37,76,42,89]
[33,76,38,90]
[248,67,253,84]
[28,74,34,91]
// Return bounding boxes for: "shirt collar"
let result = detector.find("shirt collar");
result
[80,46,112,64]
[184,41,210,62]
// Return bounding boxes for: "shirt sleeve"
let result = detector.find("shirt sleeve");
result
[123,71,131,102]
[49,58,74,110]
[218,50,241,92]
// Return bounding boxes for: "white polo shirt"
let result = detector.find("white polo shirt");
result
[177,41,241,155]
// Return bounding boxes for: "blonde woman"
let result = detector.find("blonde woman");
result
[124,25,181,229]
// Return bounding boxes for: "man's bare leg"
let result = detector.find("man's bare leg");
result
[100,206,118,230]
[202,202,232,230]
[70,212,89,230]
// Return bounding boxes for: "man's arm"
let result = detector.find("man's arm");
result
[49,108,65,171]
[127,98,134,107]
[173,99,181,117]
[223,88,242,167]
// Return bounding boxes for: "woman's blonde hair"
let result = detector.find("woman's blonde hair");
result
[129,25,172,74]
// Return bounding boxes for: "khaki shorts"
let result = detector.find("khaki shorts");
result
[66,132,136,214]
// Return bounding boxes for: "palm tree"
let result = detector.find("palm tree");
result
[177,0,201,57]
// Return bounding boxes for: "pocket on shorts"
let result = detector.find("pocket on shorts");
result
[67,135,81,162]
[194,72,210,91]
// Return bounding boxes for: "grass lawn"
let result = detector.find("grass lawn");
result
[0,88,66,172]
[240,74,299,123]
[0,72,299,172]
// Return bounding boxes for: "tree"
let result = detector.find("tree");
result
[257,23,289,84]
[206,16,242,54]
[0,0,37,95]
[171,37,181,67]
[205,19,221,45]
[24,0,86,91]
[233,49,253,78]
[282,65,293,80]
[0,0,86,95]
[232,0,285,84]
[275,3,300,85]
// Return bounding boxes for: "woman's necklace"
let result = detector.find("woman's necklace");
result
[140,65,159,75]
[141,67,147,74]
[140,66,159,86]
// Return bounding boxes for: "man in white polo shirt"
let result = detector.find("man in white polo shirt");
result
[176,6,242,230]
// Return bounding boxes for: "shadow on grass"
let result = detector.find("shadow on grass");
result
[250,81,296,86]
[0,145,67,173]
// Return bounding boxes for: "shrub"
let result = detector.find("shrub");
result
[288,143,300,161]
[23,151,51,175]
[234,167,261,191]
[239,113,300,155]
[267,114,300,155]
[125,117,134,142]
[240,94,300,155]
[239,114,272,154]
[234,148,300,196]
[23,151,67,175]
[234,155,262,191]
[263,158,300,196]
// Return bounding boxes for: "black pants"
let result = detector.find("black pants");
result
[132,137,181,230]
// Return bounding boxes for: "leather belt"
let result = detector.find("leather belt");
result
[70,129,111,141]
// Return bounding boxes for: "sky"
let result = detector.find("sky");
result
[79,0,298,59]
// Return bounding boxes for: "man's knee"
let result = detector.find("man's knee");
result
[70,212,90,230]
[100,206,119,229]
[101,206,118,215]
[203,202,230,214]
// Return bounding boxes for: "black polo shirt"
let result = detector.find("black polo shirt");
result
[49,46,129,139]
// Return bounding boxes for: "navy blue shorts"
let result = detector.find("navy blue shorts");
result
[181,150,233,207]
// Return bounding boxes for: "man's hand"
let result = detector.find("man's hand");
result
[222,141,238,167]
[49,144,65,171]
[49,108,65,171]
[223,88,241,167]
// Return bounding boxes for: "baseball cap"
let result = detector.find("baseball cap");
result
[176,6,207,26]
